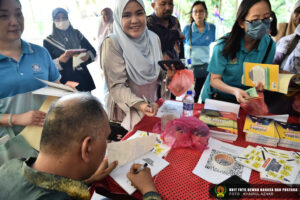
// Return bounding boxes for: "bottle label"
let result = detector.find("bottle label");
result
[183,103,194,111]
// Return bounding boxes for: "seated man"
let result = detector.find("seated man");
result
[0,93,160,200]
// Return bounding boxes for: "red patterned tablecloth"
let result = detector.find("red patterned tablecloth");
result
[90,100,300,200]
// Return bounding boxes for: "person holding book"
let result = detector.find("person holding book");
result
[201,0,276,104]
[0,0,61,164]
[100,0,175,139]
[43,7,96,92]
[183,1,216,103]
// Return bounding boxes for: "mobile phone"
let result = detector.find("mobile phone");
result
[158,59,186,70]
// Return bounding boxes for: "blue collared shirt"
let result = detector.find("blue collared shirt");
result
[183,22,216,65]
[0,40,60,137]
[201,34,276,102]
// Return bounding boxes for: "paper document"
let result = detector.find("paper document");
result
[109,152,169,195]
[128,131,170,158]
[192,137,252,184]
[156,100,183,117]
[204,99,240,116]
[73,52,87,69]
[107,135,156,166]
[33,79,76,97]
[257,114,289,123]
[278,74,300,94]
[20,96,58,150]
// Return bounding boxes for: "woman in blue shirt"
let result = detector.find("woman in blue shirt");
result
[201,0,275,104]
[183,1,215,103]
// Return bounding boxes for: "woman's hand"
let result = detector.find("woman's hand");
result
[139,102,158,117]
[127,163,157,195]
[163,64,176,81]
[13,110,46,126]
[80,52,90,62]
[58,51,74,63]
[233,88,250,103]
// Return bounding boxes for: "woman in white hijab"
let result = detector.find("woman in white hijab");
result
[97,8,113,47]
[100,0,175,140]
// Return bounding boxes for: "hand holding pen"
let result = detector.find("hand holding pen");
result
[139,95,158,117]
[127,163,157,195]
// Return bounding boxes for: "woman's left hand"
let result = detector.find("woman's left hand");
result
[164,64,176,81]
[80,52,90,62]
[139,102,158,117]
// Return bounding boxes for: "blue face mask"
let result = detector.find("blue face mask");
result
[245,18,271,40]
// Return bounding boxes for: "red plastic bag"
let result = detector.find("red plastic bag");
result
[240,91,269,115]
[292,92,300,112]
[158,116,209,152]
[168,69,194,97]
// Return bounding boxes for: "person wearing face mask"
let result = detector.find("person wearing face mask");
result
[43,8,96,92]
[201,0,276,104]
[100,0,175,140]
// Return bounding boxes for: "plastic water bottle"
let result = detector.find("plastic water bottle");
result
[182,90,194,117]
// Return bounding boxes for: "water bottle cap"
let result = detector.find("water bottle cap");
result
[187,58,192,65]
[187,90,193,95]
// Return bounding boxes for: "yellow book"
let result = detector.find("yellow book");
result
[276,122,300,143]
[243,115,278,139]
[243,62,279,92]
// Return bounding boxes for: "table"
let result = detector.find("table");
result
[90,100,300,200]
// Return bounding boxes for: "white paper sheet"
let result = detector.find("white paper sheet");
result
[37,78,76,92]
[109,152,169,195]
[107,135,156,166]
[73,52,87,69]
[91,191,109,200]
[32,79,76,97]
[156,100,183,117]
[257,114,289,122]
[204,99,240,116]
[128,130,171,158]
[192,137,252,184]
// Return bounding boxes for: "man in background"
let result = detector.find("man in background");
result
[147,0,185,60]
[0,93,160,200]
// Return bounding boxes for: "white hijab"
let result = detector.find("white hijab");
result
[113,0,161,85]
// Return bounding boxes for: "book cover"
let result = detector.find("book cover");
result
[243,62,279,92]
[243,115,279,139]
[275,121,300,143]
[199,109,238,139]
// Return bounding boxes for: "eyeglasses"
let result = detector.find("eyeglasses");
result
[244,17,273,26]
[192,10,206,14]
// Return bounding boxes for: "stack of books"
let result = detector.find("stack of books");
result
[199,109,238,142]
[276,121,300,150]
[243,115,280,147]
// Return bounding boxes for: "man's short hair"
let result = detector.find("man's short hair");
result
[40,93,107,154]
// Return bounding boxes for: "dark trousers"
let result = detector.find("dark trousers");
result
[194,77,206,103]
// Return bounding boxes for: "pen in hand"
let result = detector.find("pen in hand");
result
[143,95,152,109]
[134,163,148,174]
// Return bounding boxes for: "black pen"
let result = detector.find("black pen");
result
[135,163,148,174]
[143,95,152,109]
[262,146,268,153]
[261,150,266,161]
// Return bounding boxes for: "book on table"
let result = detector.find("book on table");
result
[275,121,300,150]
[243,115,280,147]
[199,109,238,142]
